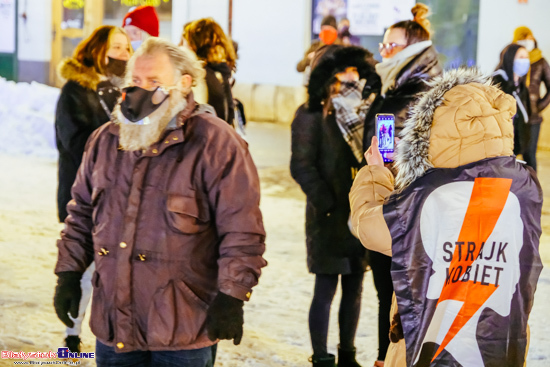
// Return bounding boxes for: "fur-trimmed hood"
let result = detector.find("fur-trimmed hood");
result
[307,45,377,112]
[394,68,516,189]
[57,58,101,90]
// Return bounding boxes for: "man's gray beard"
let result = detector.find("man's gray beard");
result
[115,89,187,151]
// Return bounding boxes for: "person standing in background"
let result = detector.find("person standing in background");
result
[360,4,442,366]
[180,18,237,126]
[291,45,377,367]
[123,5,159,50]
[297,15,342,85]
[493,43,532,166]
[513,26,550,171]
[55,25,132,353]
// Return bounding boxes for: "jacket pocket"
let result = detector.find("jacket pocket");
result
[165,193,210,234]
[146,279,209,347]
[89,271,113,342]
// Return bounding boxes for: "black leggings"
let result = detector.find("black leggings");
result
[369,250,394,361]
[309,273,364,357]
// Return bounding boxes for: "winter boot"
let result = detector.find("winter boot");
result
[64,335,81,354]
[337,345,362,367]
[309,353,336,367]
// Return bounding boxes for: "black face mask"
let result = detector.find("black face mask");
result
[120,86,169,124]
[105,57,128,77]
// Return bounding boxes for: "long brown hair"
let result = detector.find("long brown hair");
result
[181,18,237,70]
[72,25,131,75]
[389,3,431,46]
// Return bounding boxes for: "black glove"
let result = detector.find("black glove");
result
[206,291,244,345]
[54,272,82,328]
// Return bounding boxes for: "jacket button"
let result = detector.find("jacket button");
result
[246,292,251,299]
[138,254,146,261]
[116,342,124,349]
[152,149,158,154]
[326,213,331,217]
[164,140,169,144]
[120,242,127,249]
[173,136,178,141]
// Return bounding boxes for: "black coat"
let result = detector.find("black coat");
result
[363,46,442,149]
[55,59,118,222]
[290,105,367,274]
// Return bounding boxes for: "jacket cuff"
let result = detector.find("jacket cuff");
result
[219,282,253,302]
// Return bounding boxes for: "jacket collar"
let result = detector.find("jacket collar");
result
[58,58,101,90]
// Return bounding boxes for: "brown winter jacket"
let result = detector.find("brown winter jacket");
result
[55,93,267,352]
[527,50,550,124]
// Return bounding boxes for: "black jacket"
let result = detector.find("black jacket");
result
[205,62,234,125]
[290,105,367,274]
[55,59,118,222]
[363,46,442,150]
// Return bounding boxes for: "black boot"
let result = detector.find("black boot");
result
[337,345,362,367]
[64,335,81,354]
[310,354,336,367]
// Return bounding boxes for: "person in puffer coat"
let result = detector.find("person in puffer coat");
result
[350,68,542,367]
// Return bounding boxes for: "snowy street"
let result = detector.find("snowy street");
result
[0,121,549,367]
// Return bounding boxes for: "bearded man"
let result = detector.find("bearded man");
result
[53,37,267,367]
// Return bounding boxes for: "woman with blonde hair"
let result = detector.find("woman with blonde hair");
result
[54,25,131,353]
[180,18,237,125]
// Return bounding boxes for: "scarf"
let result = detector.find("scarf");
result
[492,69,529,124]
[331,79,369,163]
[376,40,433,96]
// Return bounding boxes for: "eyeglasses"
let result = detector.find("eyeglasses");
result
[379,42,406,54]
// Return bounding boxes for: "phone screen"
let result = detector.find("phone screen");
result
[376,114,395,163]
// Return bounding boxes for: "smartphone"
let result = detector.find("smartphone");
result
[375,114,395,163]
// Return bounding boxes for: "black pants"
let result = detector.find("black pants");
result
[309,273,364,357]
[523,123,541,171]
[369,250,394,361]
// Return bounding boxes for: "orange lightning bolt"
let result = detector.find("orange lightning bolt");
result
[432,177,512,362]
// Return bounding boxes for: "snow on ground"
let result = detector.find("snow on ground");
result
[0,78,59,159]
[0,118,549,366]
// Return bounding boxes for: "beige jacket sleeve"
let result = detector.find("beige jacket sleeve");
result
[349,165,395,256]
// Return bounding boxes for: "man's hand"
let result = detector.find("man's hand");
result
[53,272,82,328]
[365,136,385,167]
[206,292,244,345]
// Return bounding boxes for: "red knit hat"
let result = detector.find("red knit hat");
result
[122,6,159,37]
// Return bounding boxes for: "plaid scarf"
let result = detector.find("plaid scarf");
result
[331,79,369,163]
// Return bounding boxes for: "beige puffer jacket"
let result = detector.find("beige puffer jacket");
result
[349,68,517,367]
[350,70,515,256]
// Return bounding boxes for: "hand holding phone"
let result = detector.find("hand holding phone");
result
[375,114,395,163]
[365,136,385,167]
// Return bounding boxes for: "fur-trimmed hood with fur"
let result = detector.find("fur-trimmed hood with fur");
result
[307,45,377,112]
[394,68,516,189]
[58,58,102,90]
[349,68,518,258]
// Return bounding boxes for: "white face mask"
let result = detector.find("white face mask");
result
[517,39,535,52]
